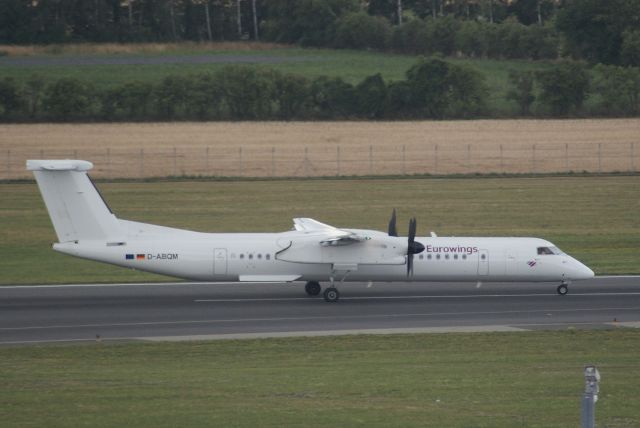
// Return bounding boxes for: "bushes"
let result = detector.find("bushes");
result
[536,62,590,115]
[3,59,640,122]
[405,58,487,118]
[593,64,640,116]
[43,78,96,121]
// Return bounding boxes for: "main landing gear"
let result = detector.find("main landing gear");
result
[304,281,321,296]
[304,281,340,302]
[557,282,569,296]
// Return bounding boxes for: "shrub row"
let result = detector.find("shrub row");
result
[1,61,639,122]
[0,59,487,122]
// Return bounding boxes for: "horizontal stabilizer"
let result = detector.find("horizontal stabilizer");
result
[27,159,93,172]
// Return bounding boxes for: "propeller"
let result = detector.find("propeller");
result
[388,209,398,237]
[406,217,425,276]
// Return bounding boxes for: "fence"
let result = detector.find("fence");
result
[2,141,638,180]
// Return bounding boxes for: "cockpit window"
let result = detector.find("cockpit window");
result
[537,246,563,255]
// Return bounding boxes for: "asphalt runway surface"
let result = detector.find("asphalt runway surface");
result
[1,277,639,345]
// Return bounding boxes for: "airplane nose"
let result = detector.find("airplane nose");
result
[582,265,595,279]
[573,261,595,280]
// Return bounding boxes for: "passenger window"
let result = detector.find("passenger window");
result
[445,254,449,260]
[266,254,271,260]
[436,254,441,260]
[419,254,424,260]
[258,254,262,259]
[454,254,458,260]
[427,254,432,260]
[240,254,244,259]
[462,254,467,260]
[481,254,486,260]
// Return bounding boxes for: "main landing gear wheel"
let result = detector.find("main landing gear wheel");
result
[557,283,568,296]
[305,281,322,296]
[323,287,340,303]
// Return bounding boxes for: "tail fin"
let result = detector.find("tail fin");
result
[27,160,124,243]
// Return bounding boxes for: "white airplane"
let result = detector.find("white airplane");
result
[28,159,594,302]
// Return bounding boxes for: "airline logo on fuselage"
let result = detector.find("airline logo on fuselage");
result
[425,245,478,254]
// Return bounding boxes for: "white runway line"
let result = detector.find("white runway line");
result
[2,306,638,332]
[194,292,640,303]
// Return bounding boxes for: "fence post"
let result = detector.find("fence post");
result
[106,148,111,179]
[598,143,602,173]
[402,145,406,175]
[434,144,438,175]
[369,145,373,175]
[565,143,569,172]
[238,146,243,176]
[532,144,536,173]
[304,147,309,177]
[336,145,340,176]
[173,146,177,176]
[139,148,144,177]
[271,146,276,177]
[205,146,210,175]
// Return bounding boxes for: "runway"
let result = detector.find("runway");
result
[1,277,639,345]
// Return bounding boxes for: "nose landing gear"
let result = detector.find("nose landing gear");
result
[557,282,569,296]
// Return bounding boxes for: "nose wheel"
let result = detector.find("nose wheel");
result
[304,281,321,296]
[557,283,569,295]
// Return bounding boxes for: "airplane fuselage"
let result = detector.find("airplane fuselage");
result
[53,220,593,284]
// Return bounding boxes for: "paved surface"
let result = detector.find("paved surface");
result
[1,277,639,345]
[0,54,320,67]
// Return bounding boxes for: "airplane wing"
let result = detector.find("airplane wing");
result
[292,218,370,246]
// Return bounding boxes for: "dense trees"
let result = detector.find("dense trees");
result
[556,0,640,66]
[4,0,639,66]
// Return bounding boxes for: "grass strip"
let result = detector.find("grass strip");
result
[0,330,638,427]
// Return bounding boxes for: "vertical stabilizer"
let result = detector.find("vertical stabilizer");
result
[27,160,124,243]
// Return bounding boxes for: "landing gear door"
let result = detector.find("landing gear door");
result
[214,248,227,275]
[478,249,489,276]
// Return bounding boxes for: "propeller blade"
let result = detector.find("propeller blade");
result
[408,217,416,243]
[406,217,424,276]
[388,209,398,237]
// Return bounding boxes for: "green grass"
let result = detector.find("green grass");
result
[0,330,639,427]
[0,175,638,284]
[0,45,555,114]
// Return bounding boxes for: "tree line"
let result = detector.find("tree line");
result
[1,59,639,122]
[1,1,639,66]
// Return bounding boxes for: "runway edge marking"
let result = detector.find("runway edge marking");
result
[135,325,528,342]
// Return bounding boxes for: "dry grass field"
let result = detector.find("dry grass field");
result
[0,42,289,56]
[1,119,639,179]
